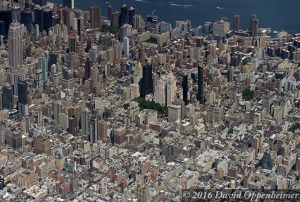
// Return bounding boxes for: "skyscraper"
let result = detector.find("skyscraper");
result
[112,11,120,29]
[128,7,135,26]
[0,21,6,36]
[198,65,204,104]
[120,4,128,27]
[212,19,230,36]
[228,66,234,82]
[11,6,21,23]
[21,10,33,32]
[89,113,97,143]
[234,15,240,32]
[34,5,44,31]
[123,36,130,57]
[182,75,188,105]
[107,5,112,22]
[89,6,101,29]
[2,84,13,110]
[0,10,12,37]
[139,64,153,98]
[25,0,32,9]
[80,108,91,136]
[13,74,24,95]
[249,15,259,37]
[43,8,53,32]
[63,0,74,9]
[154,77,167,106]
[69,32,77,53]
[133,14,145,31]
[8,21,23,69]
[77,17,81,35]
[167,72,177,106]
[38,56,48,82]
[98,119,108,142]
[33,0,46,6]
[84,57,91,81]
[18,80,28,105]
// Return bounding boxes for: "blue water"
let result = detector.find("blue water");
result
[50,0,300,34]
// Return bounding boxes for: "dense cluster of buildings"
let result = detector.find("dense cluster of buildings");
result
[0,0,300,201]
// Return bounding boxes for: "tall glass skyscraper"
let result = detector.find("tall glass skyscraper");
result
[38,56,48,82]
[18,80,28,105]
[139,64,153,98]
[2,84,13,110]
[63,0,75,9]
[198,65,204,104]
[182,75,188,105]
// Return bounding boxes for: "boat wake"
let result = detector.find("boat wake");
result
[135,0,152,4]
[216,6,226,10]
[135,0,169,4]
[169,3,193,8]
[135,0,193,8]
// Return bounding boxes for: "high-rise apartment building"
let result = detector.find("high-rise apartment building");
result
[212,19,230,36]
[133,14,145,31]
[154,77,167,106]
[167,72,177,106]
[249,15,259,37]
[234,15,240,32]
[111,11,120,29]
[89,6,101,29]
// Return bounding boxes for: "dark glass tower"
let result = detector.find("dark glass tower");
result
[48,53,57,72]
[18,80,28,105]
[120,4,128,27]
[63,0,74,9]
[139,64,153,98]
[77,18,81,35]
[43,8,53,32]
[198,65,204,104]
[182,75,188,105]
[0,21,6,36]
[25,0,33,10]
[0,10,12,36]
[108,5,112,22]
[84,58,91,81]
[128,7,135,26]
[2,84,13,110]
[21,10,33,32]
[34,6,44,31]
[33,0,46,6]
